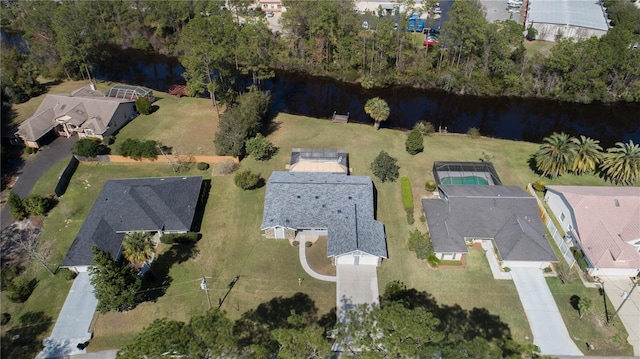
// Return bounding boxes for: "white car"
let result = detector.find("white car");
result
[362,21,369,29]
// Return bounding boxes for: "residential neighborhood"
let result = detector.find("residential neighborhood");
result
[1,0,639,358]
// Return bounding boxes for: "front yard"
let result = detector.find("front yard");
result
[3,82,625,354]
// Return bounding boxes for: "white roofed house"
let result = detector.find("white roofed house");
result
[15,86,137,148]
[545,186,640,277]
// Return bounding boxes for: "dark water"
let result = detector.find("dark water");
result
[3,29,638,147]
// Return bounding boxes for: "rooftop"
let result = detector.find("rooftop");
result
[61,176,203,267]
[261,171,387,258]
[528,0,609,31]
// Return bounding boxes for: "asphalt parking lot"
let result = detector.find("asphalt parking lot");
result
[480,0,524,24]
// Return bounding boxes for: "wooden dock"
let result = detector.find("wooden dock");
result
[332,111,350,123]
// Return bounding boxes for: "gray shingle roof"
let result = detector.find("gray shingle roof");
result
[422,185,556,262]
[262,172,387,258]
[61,176,203,267]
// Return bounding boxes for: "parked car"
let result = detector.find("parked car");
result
[407,19,416,32]
[416,20,425,33]
[362,21,369,29]
[423,35,439,47]
[266,11,274,17]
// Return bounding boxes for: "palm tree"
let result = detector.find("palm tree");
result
[121,231,154,266]
[571,135,603,174]
[600,140,640,185]
[534,132,578,178]
[364,97,390,130]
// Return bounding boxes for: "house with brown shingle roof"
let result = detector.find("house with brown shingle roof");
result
[545,186,640,277]
[15,86,137,148]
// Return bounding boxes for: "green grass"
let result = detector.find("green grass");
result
[547,277,633,355]
[3,91,626,353]
[524,40,556,59]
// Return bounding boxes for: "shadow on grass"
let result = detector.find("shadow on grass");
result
[233,292,318,351]
[191,179,211,232]
[381,280,514,348]
[0,311,51,359]
[142,243,199,302]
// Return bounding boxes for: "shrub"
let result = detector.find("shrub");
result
[503,267,511,272]
[196,162,210,171]
[405,129,424,155]
[571,247,589,271]
[425,180,437,192]
[420,214,426,223]
[371,151,399,182]
[292,240,300,246]
[413,121,435,136]
[467,127,481,138]
[400,177,414,209]
[103,136,116,145]
[427,254,441,268]
[119,138,159,160]
[6,278,36,303]
[1,312,10,325]
[160,232,199,244]
[63,269,77,281]
[305,241,312,247]
[544,266,553,273]
[407,215,415,225]
[23,147,37,155]
[212,160,238,175]
[71,138,101,158]
[245,134,276,161]
[408,229,433,260]
[526,26,538,41]
[135,97,151,115]
[7,191,26,220]
[23,194,50,216]
[234,170,261,190]
[1,265,22,291]
[532,180,547,192]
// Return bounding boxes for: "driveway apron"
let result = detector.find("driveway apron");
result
[336,263,379,324]
[510,267,583,356]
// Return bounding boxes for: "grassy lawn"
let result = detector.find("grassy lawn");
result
[547,276,633,355]
[524,40,556,58]
[3,88,625,354]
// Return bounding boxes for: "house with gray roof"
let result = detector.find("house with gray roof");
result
[15,85,137,148]
[422,185,556,268]
[61,176,203,272]
[261,171,387,265]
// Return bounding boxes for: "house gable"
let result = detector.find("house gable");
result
[61,176,203,268]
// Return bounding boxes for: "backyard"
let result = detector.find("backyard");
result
[2,80,628,355]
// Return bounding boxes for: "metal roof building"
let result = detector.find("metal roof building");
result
[526,0,609,42]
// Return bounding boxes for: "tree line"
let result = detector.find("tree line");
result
[1,0,638,107]
[114,280,546,358]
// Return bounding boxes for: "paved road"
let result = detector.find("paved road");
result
[1,137,76,229]
[510,267,584,356]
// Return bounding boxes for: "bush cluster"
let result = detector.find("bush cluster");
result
[407,229,433,261]
[571,247,589,271]
[425,180,437,192]
[160,232,199,244]
[135,97,152,115]
[1,266,36,303]
[234,170,261,190]
[467,127,481,138]
[196,162,210,171]
[119,138,160,160]
[71,138,102,158]
[245,134,276,161]
[8,192,53,220]
[532,180,547,192]
[412,121,435,136]
[371,151,399,183]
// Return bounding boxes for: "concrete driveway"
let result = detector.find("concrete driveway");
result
[336,263,379,324]
[600,276,640,356]
[510,267,583,356]
[37,272,98,359]
[1,136,76,229]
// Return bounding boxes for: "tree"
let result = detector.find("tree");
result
[600,140,640,185]
[271,311,331,359]
[119,138,160,160]
[408,229,432,260]
[0,47,42,103]
[578,296,594,319]
[370,150,399,182]
[234,170,261,190]
[135,97,151,115]
[571,135,603,174]
[555,261,575,284]
[3,222,55,276]
[71,138,101,158]
[89,247,141,313]
[526,25,538,41]
[364,97,390,130]
[534,132,577,178]
[7,191,26,220]
[214,91,271,157]
[23,194,49,216]
[245,134,276,161]
[405,129,424,155]
[116,318,193,358]
[121,232,154,266]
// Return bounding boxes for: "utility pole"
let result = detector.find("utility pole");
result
[610,281,638,322]
[200,276,212,308]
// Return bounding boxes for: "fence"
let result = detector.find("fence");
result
[526,184,576,268]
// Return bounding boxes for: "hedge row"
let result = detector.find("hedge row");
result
[160,232,199,244]
[570,247,589,272]
[400,177,414,210]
